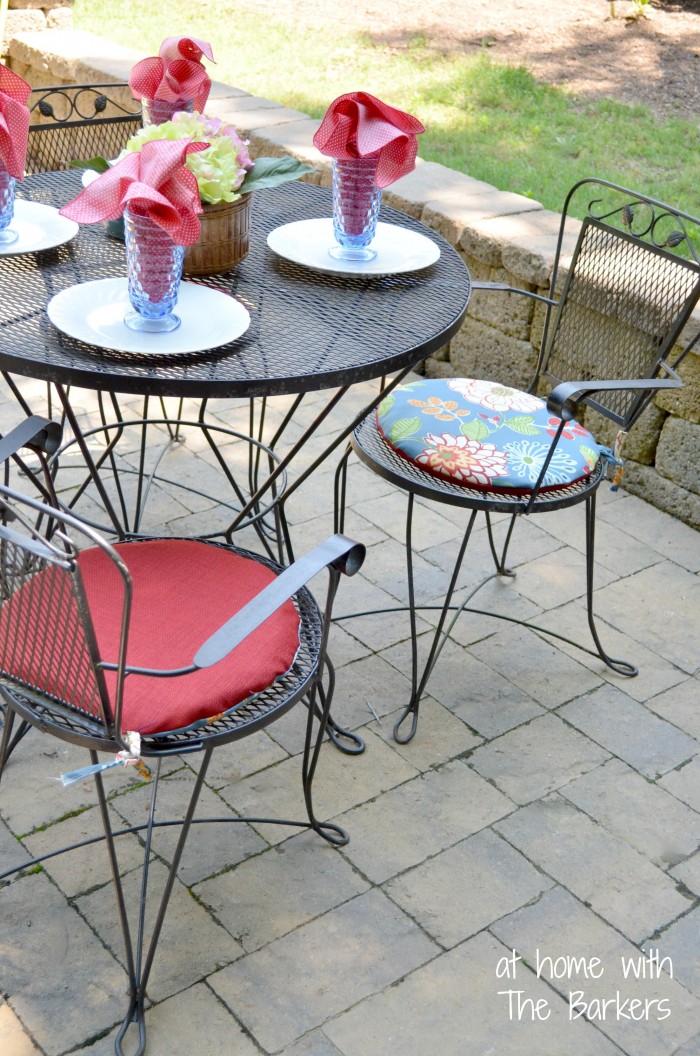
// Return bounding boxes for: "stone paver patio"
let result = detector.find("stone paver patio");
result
[0,375,699,1056]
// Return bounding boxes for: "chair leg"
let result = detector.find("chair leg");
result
[393,496,480,744]
[92,749,213,1056]
[92,755,141,1056]
[301,679,350,847]
[333,443,352,534]
[0,705,14,782]
[485,510,518,577]
[315,656,365,755]
[311,450,367,756]
[0,704,32,781]
[584,493,637,676]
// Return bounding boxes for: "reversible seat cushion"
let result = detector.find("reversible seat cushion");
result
[0,538,301,737]
[375,377,601,493]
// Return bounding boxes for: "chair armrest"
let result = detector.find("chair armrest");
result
[103,535,366,679]
[0,416,63,464]
[470,280,557,307]
[548,371,683,421]
[193,534,366,669]
[0,522,71,566]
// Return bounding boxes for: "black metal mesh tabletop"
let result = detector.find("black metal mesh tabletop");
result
[1,171,471,399]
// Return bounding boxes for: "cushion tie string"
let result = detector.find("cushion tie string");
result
[59,732,145,787]
[605,429,627,491]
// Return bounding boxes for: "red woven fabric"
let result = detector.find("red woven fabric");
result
[313,91,424,189]
[0,63,31,178]
[59,139,205,245]
[129,36,214,112]
[78,539,301,736]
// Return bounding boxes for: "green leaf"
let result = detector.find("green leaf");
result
[580,445,599,468]
[239,155,315,194]
[504,415,540,435]
[389,417,422,443]
[70,156,110,173]
[377,395,395,418]
[461,419,491,441]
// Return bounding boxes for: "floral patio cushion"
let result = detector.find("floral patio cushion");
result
[375,378,601,493]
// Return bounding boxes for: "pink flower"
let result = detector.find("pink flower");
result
[545,416,588,441]
[416,433,508,486]
[218,122,253,171]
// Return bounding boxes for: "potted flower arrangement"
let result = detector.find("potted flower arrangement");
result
[82,111,312,275]
[123,111,312,274]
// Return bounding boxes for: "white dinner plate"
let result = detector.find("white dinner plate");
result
[267,218,440,276]
[47,278,251,356]
[0,199,79,257]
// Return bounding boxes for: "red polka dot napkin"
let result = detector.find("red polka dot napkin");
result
[129,36,215,113]
[313,91,424,189]
[159,36,214,65]
[59,139,206,245]
[0,63,31,179]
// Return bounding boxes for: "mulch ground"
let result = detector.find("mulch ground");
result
[243,0,700,122]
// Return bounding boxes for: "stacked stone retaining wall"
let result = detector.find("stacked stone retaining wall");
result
[1,0,72,55]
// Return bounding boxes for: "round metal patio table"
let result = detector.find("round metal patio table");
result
[1,170,472,398]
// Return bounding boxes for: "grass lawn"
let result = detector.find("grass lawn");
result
[73,0,700,217]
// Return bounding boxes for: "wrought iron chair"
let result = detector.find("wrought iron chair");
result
[26,82,142,174]
[35,399,362,754]
[0,415,365,1056]
[335,177,700,743]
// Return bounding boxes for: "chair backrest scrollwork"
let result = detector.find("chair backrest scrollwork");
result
[26,82,142,174]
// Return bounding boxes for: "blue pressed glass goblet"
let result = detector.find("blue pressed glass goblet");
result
[0,166,19,246]
[330,156,381,262]
[141,97,195,126]
[123,206,185,333]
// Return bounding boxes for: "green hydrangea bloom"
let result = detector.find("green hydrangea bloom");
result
[125,112,251,205]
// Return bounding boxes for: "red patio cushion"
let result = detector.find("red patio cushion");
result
[0,538,302,738]
[79,539,302,736]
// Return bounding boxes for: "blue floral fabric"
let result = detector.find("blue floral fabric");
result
[375,378,601,493]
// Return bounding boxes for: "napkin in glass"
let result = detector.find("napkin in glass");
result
[129,36,215,113]
[313,91,424,188]
[0,63,31,178]
[59,138,205,245]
